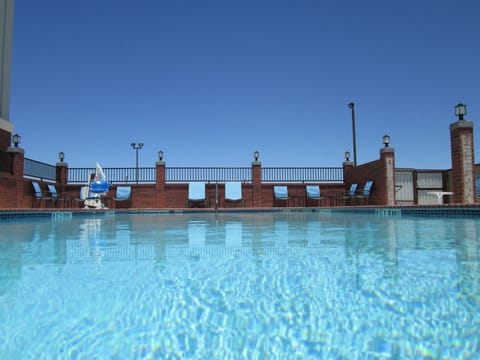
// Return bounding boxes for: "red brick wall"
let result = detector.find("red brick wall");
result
[0,173,18,207]
[0,151,387,208]
[0,179,345,209]
[343,157,390,205]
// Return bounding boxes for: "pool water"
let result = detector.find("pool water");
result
[0,211,479,359]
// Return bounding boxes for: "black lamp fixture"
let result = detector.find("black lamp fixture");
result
[158,150,164,161]
[383,134,391,147]
[58,151,65,162]
[254,150,259,162]
[345,151,351,161]
[455,103,467,121]
[131,142,144,150]
[12,133,20,147]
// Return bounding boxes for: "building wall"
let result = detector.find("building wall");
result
[343,159,389,205]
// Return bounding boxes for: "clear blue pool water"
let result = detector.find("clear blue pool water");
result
[0,211,479,359]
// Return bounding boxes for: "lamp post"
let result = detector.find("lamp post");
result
[344,151,351,162]
[12,133,20,147]
[254,150,259,162]
[348,103,357,166]
[58,151,65,162]
[130,142,143,183]
[383,134,390,147]
[455,103,467,121]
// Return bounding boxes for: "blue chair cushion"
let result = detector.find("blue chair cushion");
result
[274,186,289,199]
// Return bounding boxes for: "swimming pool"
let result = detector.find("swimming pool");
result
[0,210,479,359]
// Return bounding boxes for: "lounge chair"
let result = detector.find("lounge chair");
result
[187,182,207,208]
[274,185,290,207]
[32,182,52,208]
[113,186,132,208]
[224,182,244,207]
[340,183,358,205]
[356,181,374,205]
[305,185,323,206]
[47,184,72,208]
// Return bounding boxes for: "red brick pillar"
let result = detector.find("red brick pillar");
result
[55,161,68,201]
[342,160,354,190]
[56,161,68,185]
[450,120,475,204]
[252,159,262,208]
[380,147,395,206]
[7,145,25,208]
[155,159,166,208]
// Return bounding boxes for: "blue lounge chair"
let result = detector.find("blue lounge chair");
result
[224,182,244,207]
[32,182,51,208]
[340,183,358,205]
[47,184,72,208]
[305,185,323,206]
[187,182,207,208]
[356,180,374,205]
[113,186,132,208]
[274,186,290,207]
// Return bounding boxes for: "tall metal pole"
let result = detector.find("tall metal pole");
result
[135,149,139,183]
[348,102,357,166]
[131,143,143,183]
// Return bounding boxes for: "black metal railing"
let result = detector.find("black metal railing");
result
[67,167,156,184]
[24,158,56,182]
[67,166,343,184]
[166,167,252,182]
[262,167,343,183]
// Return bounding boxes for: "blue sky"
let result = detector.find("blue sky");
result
[9,0,480,169]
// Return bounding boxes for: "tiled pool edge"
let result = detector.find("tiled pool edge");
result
[1,205,480,220]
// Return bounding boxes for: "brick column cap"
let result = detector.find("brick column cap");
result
[156,161,166,166]
[7,146,24,154]
[450,120,473,130]
[380,147,395,155]
[56,162,68,167]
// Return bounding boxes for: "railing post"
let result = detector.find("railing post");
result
[252,159,262,208]
[155,159,166,208]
